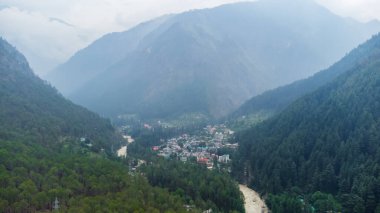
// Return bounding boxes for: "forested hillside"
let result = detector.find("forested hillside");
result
[144,159,244,212]
[233,33,380,212]
[0,140,195,212]
[230,33,380,128]
[0,38,120,153]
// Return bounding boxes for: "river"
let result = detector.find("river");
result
[239,184,268,213]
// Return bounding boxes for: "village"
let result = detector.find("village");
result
[114,123,267,212]
[152,124,238,170]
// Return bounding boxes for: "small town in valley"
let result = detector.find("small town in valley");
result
[152,125,238,170]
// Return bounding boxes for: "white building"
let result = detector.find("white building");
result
[117,146,127,158]
[218,154,230,163]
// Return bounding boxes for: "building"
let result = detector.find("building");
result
[197,157,209,165]
[218,154,230,163]
[117,146,127,158]
[180,156,187,162]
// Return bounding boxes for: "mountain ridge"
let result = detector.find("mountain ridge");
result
[46,0,380,119]
[230,33,380,124]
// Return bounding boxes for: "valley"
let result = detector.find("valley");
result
[2,0,380,212]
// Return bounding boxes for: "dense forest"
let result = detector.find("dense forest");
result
[233,33,380,212]
[143,159,244,213]
[229,33,380,129]
[0,140,196,212]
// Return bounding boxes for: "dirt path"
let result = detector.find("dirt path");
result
[239,184,268,213]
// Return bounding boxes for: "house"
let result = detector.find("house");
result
[214,132,223,142]
[197,157,209,165]
[117,146,127,158]
[218,154,230,163]
[144,124,152,129]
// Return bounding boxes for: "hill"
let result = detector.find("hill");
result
[230,33,380,127]
[46,0,380,119]
[233,33,380,212]
[0,38,121,152]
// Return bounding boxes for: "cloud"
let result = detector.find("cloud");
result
[0,0,246,75]
[316,0,380,22]
[0,6,93,76]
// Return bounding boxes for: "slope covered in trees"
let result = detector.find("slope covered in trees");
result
[230,33,380,127]
[46,0,380,119]
[0,140,195,212]
[233,33,380,212]
[144,159,244,213]
[0,38,119,153]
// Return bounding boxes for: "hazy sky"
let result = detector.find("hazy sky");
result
[1,0,380,76]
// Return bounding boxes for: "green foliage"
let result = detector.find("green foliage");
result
[0,140,194,212]
[311,191,342,212]
[267,191,342,213]
[143,159,245,213]
[267,194,304,213]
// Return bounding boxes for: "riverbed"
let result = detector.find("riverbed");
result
[239,184,268,213]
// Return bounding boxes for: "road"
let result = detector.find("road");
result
[239,184,268,213]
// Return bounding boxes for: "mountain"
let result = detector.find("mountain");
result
[233,33,380,212]
[46,0,380,119]
[230,33,380,126]
[45,15,172,97]
[0,37,120,153]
